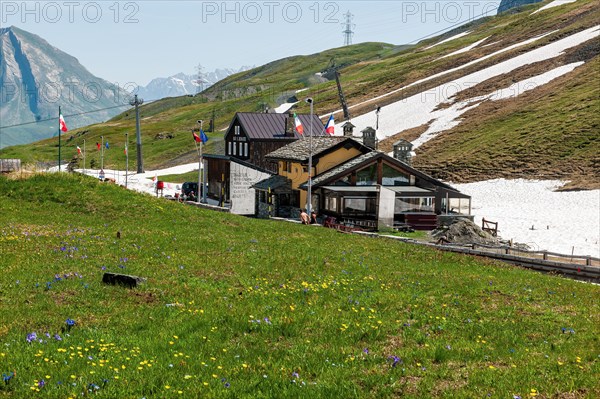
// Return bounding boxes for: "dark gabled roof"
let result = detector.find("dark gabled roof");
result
[252,175,292,191]
[231,112,326,140]
[300,151,463,193]
[265,137,369,162]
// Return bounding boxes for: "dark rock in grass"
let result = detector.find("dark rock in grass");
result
[102,272,146,288]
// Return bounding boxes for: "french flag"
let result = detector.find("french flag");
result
[325,114,335,135]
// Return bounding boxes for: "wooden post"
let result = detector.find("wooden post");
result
[543,251,548,261]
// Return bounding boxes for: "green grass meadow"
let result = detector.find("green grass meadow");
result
[0,174,598,398]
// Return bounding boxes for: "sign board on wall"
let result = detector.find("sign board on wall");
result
[230,161,271,215]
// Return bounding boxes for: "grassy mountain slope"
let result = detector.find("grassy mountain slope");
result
[1,0,598,187]
[0,173,598,397]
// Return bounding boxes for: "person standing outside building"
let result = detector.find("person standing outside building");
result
[300,209,309,225]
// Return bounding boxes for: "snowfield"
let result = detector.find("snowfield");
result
[453,179,600,257]
[532,0,579,15]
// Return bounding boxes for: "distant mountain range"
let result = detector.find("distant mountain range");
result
[0,26,131,148]
[135,67,253,101]
[0,26,251,149]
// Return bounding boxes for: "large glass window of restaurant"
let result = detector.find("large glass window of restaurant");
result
[343,197,377,216]
[448,198,471,215]
[356,165,377,185]
[382,164,410,186]
[325,196,339,212]
[395,197,435,213]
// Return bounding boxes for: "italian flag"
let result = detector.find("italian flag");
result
[124,144,128,155]
[59,114,68,132]
[294,113,304,135]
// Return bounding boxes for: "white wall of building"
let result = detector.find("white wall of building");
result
[230,162,271,215]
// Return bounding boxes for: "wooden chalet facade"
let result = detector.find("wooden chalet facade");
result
[252,137,371,217]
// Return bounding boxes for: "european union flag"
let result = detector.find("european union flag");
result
[200,129,208,144]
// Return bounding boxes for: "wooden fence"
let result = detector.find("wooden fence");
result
[355,232,600,283]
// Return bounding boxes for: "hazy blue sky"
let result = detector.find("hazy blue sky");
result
[2,1,500,86]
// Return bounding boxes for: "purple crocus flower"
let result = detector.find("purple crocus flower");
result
[26,332,37,343]
[388,355,401,367]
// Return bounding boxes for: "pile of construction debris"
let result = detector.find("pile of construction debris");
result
[431,219,500,246]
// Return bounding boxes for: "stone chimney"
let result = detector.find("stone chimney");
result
[285,113,295,137]
[361,126,378,150]
[393,139,413,164]
[342,121,355,137]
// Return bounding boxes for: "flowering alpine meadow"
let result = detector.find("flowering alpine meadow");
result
[0,174,598,398]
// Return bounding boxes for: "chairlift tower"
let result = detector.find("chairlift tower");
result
[129,94,144,173]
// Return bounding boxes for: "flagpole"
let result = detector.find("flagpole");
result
[101,135,104,172]
[83,139,86,175]
[306,98,314,215]
[197,120,203,203]
[58,106,62,172]
[125,133,129,188]
[202,129,207,204]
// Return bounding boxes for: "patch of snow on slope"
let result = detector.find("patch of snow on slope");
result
[423,31,472,50]
[411,61,585,147]
[335,26,599,148]
[531,0,578,15]
[70,163,200,198]
[488,61,583,101]
[333,30,557,116]
[274,101,298,113]
[438,37,490,60]
[452,179,599,257]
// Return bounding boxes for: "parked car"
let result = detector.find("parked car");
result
[181,182,199,200]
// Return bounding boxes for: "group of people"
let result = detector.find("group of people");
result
[300,209,318,225]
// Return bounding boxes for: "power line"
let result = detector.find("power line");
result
[0,103,132,130]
